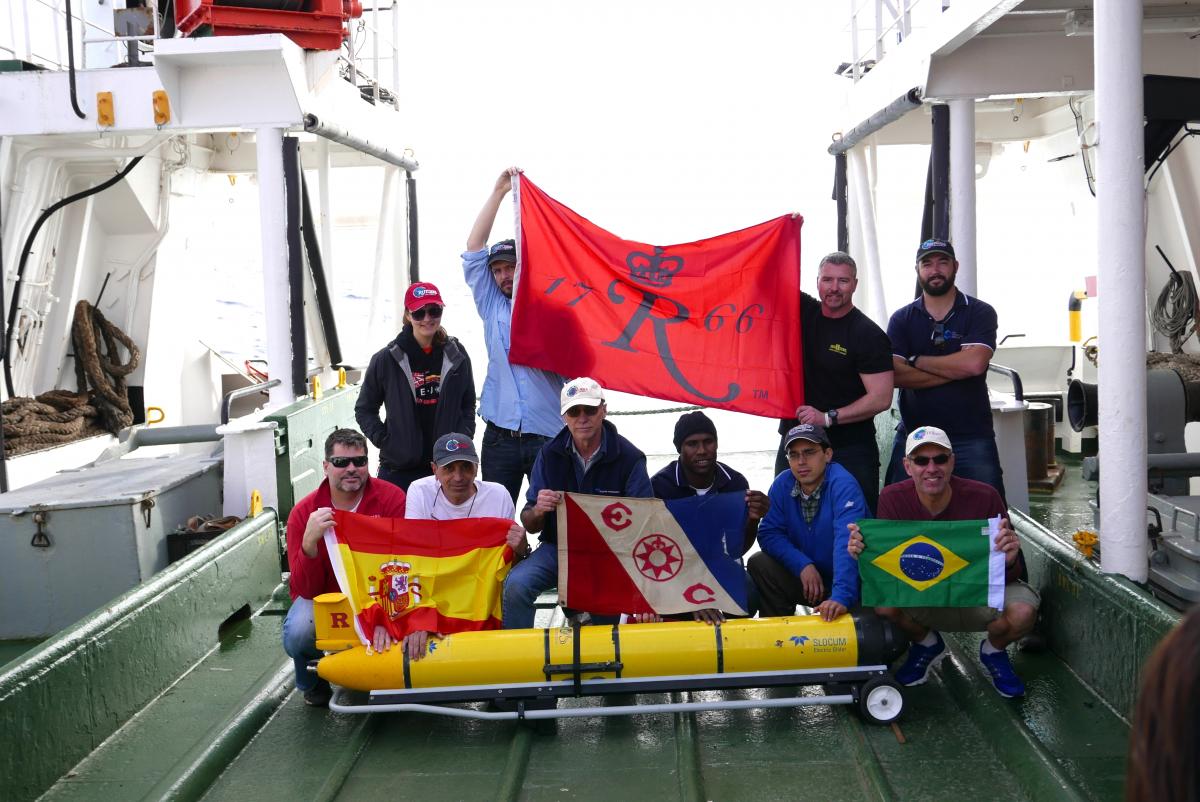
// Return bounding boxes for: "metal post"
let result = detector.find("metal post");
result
[255,127,294,409]
[834,152,849,253]
[1095,0,1148,581]
[949,98,978,297]
[930,104,950,241]
[316,137,334,289]
[366,165,397,343]
[849,147,886,326]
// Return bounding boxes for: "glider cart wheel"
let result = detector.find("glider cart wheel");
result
[857,676,904,725]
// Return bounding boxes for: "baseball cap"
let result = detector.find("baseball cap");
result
[560,377,605,415]
[783,423,830,449]
[488,239,516,265]
[404,281,443,312]
[432,433,479,467]
[915,238,956,263]
[905,426,953,456]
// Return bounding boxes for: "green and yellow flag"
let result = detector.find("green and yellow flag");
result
[857,519,1006,609]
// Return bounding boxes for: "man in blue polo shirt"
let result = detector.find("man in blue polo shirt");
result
[885,238,1005,499]
[464,167,565,505]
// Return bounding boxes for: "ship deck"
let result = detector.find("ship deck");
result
[9,448,1156,802]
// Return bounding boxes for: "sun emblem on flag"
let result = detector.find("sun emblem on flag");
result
[633,534,683,581]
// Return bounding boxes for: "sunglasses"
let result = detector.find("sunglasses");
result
[931,322,946,348]
[564,404,601,418]
[909,453,951,467]
[411,304,443,321]
[329,455,368,469]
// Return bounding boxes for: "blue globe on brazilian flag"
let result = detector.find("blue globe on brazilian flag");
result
[857,519,1006,608]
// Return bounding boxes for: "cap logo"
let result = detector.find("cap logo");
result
[566,386,579,398]
[412,287,436,298]
[444,439,463,451]
[626,246,684,289]
[913,428,927,440]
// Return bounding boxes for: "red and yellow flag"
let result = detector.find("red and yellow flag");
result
[324,511,514,645]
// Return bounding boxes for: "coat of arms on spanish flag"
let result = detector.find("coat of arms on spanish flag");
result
[558,493,749,616]
[856,518,1006,609]
[324,511,514,645]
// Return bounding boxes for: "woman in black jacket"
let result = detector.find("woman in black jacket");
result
[355,281,476,491]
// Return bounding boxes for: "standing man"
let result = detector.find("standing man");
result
[502,377,653,629]
[283,429,407,706]
[848,426,1038,697]
[749,423,867,622]
[777,252,894,512]
[886,238,1004,498]
[464,167,565,505]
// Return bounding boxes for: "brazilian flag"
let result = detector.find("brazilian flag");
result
[857,519,1006,608]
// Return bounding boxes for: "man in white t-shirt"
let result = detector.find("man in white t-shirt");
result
[383,433,529,658]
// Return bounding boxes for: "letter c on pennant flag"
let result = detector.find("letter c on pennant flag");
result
[683,583,716,605]
[601,502,633,531]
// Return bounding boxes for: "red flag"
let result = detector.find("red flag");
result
[511,176,804,418]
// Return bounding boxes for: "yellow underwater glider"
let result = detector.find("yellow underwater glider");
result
[311,593,908,725]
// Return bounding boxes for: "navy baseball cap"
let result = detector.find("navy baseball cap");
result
[784,423,830,449]
[916,238,955,263]
[488,239,516,266]
[432,433,479,467]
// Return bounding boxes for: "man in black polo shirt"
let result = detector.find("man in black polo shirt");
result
[776,251,894,512]
[650,410,767,621]
[885,238,1004,499]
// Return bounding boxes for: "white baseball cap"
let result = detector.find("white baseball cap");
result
[560,377,605,415]
[905,425,953,456]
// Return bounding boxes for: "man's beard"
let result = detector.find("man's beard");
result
[920,275,954,296]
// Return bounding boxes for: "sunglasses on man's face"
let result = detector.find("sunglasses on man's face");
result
[411,304,443,322]
[564,404,600,418]
[329,455,368,469]
[909,453,951,467]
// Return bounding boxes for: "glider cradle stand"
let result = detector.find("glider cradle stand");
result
[315,612,908,726]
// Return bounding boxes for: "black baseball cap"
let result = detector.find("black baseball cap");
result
[488,239,516,266]
[916,238,955,263]
[783,423,830,449]
[432,433,479,467]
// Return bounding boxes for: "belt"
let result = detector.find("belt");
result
[486,421,545,439]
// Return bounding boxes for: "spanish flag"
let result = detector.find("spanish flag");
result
[857,518,1006,609]
[324,511,514,646]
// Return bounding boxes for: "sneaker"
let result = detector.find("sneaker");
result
[303,679,332,707]
[978,640,1026,698]
[893,631,947,686]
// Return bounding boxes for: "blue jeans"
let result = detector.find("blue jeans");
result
[282,597,321,691]
[886,427,1007,503]
[482,424,550,506]
[502,541,558,629]
[378,464,430,493]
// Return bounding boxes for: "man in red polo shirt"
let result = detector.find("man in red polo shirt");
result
[283,428,407,706]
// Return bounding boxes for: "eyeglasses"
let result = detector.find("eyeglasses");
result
[328,455,368,469]
[411,305,443,321]
[909,453,951,467]
[787,446,825,462]
[564,404,601,418]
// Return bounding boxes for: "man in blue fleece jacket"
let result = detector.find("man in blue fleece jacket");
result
[748,423,867,622]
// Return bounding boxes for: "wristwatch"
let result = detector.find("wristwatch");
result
[827,408,839,427]
[906,354,919,368]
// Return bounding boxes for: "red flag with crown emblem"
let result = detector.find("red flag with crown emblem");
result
[510,176,803,418]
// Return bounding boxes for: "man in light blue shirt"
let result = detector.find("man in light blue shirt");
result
[464,167,566,504]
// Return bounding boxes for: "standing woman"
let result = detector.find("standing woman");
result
[356,282,477,491]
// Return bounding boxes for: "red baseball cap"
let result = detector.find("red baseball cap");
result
[404,282,443,312]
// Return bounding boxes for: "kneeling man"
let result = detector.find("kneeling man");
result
[748,423,867,622]
[848,425,1039,697]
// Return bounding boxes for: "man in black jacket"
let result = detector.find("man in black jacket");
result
[355,282,477,491]
[502,377,653,628]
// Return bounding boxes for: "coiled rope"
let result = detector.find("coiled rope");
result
[1,300,140,456]
[1151,268,1199,354]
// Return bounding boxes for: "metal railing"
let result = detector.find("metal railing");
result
[845,0,938,82]
[342,2,401,110]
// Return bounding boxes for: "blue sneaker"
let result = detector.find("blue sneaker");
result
[979,640,1025,697]
[894,631,947,686]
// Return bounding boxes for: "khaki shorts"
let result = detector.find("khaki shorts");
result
[903,581,1040,632]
